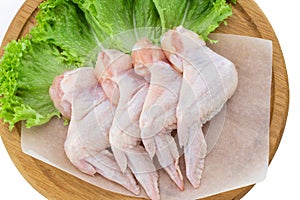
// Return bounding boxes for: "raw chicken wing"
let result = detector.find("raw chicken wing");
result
[132,38,184,190]
[49,67,140,195]
[161,26,238,188]
[95,50,160,200]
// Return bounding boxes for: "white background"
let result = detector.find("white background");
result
[0,0,299,199]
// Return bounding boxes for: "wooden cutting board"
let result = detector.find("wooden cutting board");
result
[0,0,289,199]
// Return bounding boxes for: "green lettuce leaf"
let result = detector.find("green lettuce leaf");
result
[0,39,76,130]
[0,0,97,129]
[72,0,134,40]
[152,0,232,40]
[72,0,161,51]
[30,0,99,66]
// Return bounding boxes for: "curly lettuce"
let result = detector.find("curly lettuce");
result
[0,39,76,130]
[152,0,232,40]
[31,0,99,66]
[0,0,98,129]
[72,0,162,52]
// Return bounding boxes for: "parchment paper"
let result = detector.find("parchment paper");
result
[21,34,272,199]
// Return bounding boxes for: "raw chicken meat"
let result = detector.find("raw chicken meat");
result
[48,26,238,199]
[132,38,184,190]
[161,26,238,188]
[49,67,140,195]
[95,50,160,200]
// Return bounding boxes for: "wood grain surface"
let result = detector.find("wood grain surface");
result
[0,0,289,199]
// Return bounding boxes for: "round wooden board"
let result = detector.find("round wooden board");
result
[0,0,289,199]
